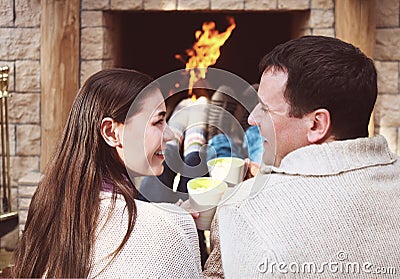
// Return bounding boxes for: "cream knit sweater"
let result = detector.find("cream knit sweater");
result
[88,192,202,278]
[205,136,400,278]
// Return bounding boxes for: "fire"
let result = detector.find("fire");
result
[176,16,236,96]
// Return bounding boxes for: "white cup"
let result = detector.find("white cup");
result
[187,177,228,230]
[207,157,245,187]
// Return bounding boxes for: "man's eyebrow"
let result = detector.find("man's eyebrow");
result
[258,96,268,108]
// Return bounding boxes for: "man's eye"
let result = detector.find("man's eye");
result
[261,107,270,113]
[156,119,164,125]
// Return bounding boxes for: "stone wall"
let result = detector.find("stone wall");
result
[374,0,400,153]
[0,0,41,219]
[0,0,397,233]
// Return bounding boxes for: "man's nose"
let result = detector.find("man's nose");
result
[248,104,261,126]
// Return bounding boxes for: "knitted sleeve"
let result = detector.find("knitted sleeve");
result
[203,212,224,278]
[203,179,257,278]
[217,203,266,278]
[152,203,203,278]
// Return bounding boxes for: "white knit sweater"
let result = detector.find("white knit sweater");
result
[88,192,202,278]
[207,136,400,278]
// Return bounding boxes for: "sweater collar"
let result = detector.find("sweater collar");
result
[260,135,397,176]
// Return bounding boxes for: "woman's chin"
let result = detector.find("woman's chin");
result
[126,164,164,177]
[149,164,164,176]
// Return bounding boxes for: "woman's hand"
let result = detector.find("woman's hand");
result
[176,199,199,219]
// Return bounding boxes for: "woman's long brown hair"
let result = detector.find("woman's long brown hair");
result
[12,69,155,278]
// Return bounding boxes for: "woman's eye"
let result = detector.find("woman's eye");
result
[155,119,164,125]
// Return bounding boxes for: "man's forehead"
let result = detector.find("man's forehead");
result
[258,69,289,107]
[257,95,267,107]
[262,67,288,80]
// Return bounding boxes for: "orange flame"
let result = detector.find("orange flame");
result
[176,17,236,96]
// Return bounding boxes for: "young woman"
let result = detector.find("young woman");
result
[12,69,202,278]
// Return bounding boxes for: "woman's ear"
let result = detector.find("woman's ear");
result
[100,117,122,147]
[306,108,332,144]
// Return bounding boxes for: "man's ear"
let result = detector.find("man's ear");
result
[307,108,331,144]
[100,117,122,147]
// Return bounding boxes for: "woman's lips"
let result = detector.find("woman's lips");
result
[154,150,165,160]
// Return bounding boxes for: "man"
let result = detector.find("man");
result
[203,36,400,278]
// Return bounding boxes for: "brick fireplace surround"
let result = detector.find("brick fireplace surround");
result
[0,0,399,234]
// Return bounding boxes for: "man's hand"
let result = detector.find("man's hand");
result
[244,158,260,180]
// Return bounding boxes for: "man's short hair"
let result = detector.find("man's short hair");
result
[259,36,377,140]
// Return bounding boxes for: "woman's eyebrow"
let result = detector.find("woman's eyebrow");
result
[155,110,166,118]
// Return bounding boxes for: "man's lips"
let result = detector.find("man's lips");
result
[261,136,268,144]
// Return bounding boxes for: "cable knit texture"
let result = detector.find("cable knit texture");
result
[88,192,202,278]
[203,215,223,278]
[206,136,400,278]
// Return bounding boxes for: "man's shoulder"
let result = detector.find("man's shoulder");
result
[219,172,295,208]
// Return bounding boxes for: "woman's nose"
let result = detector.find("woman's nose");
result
[163,124,174,142]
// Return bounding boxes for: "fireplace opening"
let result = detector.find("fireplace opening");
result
[105,10,307,113]
[108,11,306,83]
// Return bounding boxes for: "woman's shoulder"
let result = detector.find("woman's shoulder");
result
[136,199,188,214]
[99,191,196,233]
[135,199,196,232]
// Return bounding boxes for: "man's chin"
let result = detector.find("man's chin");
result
[263,153,278,166]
